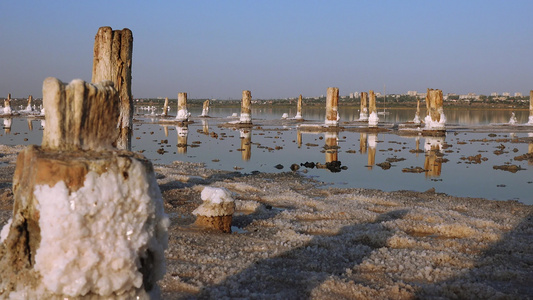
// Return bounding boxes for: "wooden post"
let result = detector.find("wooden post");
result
[92,26,133,150]
[413,98,421,124]
[201,99,210,117]
[325,87,339,126]
[176,92,190,121]
[359,92,368,121]
[240,90,252,124]
[295,94,303,120]
[368,90,379,128]
[0,78,168,298]
[3,93,12,115]
[529,90,533,124]
[26,95,33,111]
[424,89,446,131]
[162,97,169,117]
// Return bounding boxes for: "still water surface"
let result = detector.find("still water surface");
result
[1,107,532,204]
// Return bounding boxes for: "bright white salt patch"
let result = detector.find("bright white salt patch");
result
[294,111,302,119]
[176,108,191,121]
[368,112,379,127]
[201,107,209,117]
[424,137,444,152]
[0,218,12,243]
[192,187,235,217]
[424,112,446,130]
[508,112,517,125]
[3,106,12,115]
[33,159,169,297]
[3,118,11,128]
[413,113,421,124]
[368,134,377,148]
[324,112,339,126]
[359,108,368,121]
[529,115,533,125]
[240,113,251,123]
[281,113,289,119]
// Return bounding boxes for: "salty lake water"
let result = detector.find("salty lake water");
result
[1,106,532,205]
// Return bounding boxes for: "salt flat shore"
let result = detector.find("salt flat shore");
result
[0,144,531,299]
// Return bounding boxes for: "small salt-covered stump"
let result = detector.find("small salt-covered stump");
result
[162,97,169,117]
[529,90,533,124]
[0,78,169,298]
[192,187,235,233]
[3,93,12,115]
[176,92,191,121]
[294,94,303,120]
[424,88,446,133]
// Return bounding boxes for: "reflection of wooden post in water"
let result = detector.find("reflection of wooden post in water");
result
[27,119,33,131]
[240,90,252,124]
[295,94,303,119]
[424,89,446,131]
[92,26,133,151]
[367,133,377,169]
[297,129,302,148]
[177,125,188,154]
[1,78,168,298]
[415,136,420,157]
[202,119,209,135]
[368,90,379,128]
[176,92,190,121]
[162,125,169,137]
[201,100,210,117]
[529,90,533,124]
[359,133,367,154]
[325,132,338,163]
[359,92,368,121]
[162,97,169,117]
[325,87,339,126]
[240,129,252,161]
[3,118,12,134]
[528,136,533,165]
[424,137,443,177]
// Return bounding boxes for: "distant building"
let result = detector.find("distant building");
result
[502,92,510,97]
[514,92,522,97]
[407,91,417,96]
[491,92,498,97]
[349,93,354,99]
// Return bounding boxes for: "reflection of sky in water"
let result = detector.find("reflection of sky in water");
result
[1,108,532,205]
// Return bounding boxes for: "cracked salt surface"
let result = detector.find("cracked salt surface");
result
[155,162,533,299]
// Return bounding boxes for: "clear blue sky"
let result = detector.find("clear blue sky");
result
[1,0,531,99]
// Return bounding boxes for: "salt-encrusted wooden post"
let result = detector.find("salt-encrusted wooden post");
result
[529,90,533,124]
[26,95,33,111]
[176,92,191,121]
[201,99,210,117]
[325,87,339,126]
[424,89,446,131]
[0,78,168,298]
[92,26,133,151]
[359,92,368,121]
[240,129,252,161]
[3,93,12,115]
[295,94,303,120]
[368,90,379,128]
[413,98,421,124]
[162,97,169,117]
[240,90,252,124]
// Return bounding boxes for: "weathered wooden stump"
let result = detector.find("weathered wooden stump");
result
[368,90,379,128]
[295,94,303,120]
[0,78,168,298]
[201,99,210,117]
[529,90,533,124]
[239,90,252,124]
[92,26,133,151]
[424,88,446,131]
[325,87,339,126]
[359,92,368,121]
[3,93,12,115]
[413,98,421,124]
[176,92,191,121]
[162,97,169,117]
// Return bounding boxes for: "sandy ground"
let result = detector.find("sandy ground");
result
[0,144,531,299]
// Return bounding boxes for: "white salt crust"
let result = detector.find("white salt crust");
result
[368,111,379,127]
[176,109,191,121]
[33,158,169,297]
[424,112,446,130]
[0,217,12,243]
[239,113,251,123]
